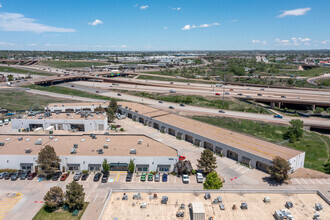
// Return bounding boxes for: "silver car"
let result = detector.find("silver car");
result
[0,172,7,179]
[73,172,82,181]
[155,173,160,182]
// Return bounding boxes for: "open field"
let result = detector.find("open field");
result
[192,116,330,172]
[319,78,330,87]
[0,66,53,76]
[39,61,111,68]
[0,89,77,111]
[32,203,88,220]
[102,192,330,220]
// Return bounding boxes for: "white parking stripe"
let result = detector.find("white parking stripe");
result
[300,178,308,184]
[295,178,301,185]
[86,192,91,201]
[93,193,99,202]
[323,179,329,184]
[103,192,109,203]
[241,169,250,174]
[308,179,315,185]
[315,179,323,185]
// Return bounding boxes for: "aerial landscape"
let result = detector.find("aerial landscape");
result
[0,0,329,220]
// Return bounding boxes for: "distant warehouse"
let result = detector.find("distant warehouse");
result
[118,102,305,173]
[45,102,109,113]
[11,112,108,132]
[0,134,178,173]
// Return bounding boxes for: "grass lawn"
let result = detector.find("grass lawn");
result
[39,61,111,68]
[24,85,114,101]
[33,203,88,220]
[0,89,77,111]
[192,116,330,173]
[137,75,214,84]
[288,67,330,77]
[123,91,270,114]
[318,78,330,87]
[0,66,52,76]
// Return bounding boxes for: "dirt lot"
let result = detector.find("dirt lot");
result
[102,192,329,220]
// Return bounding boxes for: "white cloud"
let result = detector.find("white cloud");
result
[172,7,181,11]
[278,8,311,18]
[140,5,149,10]
[27,43,36,46]
[182,22,220,30]
[275,37,311,46]
[230,19,238,22]
[321,40,330,44]
[0,3,2,8]
[0,12,75,33]
[89,19,103,26]
[252,40,267,45]
[0,41,15,46]
[163,26,168,30]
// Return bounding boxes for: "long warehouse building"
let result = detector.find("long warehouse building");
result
[117,102,305,173]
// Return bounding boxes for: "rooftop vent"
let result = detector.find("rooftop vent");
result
[71,116,74,119]
[6,138,11,141]
[103,144,108,149]
[49,136,53,139]
[81,139,85,142]
[97,149,104,154]
[38,138,42,141]
[130,149,136,154]
[74,144,78,149]
[138,139,143,145]
[26,138,31,141]
[106,139,111,142]
[70,148,77,154]
[24,148,32,153]
[35,141,42,145]
[66,113,70,116]
[54,139,58,142]
[0,142,4,146]
[18,137,23,141]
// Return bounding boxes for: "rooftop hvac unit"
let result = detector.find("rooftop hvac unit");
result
[70,148,77,154]
[135,110,139,113]
[91,134,97,139]
[6,138,11,141]
[138,139,143,144]
[54,139,58,142]
[35,141,42,145]
[106,139,111,142]
[0,142,4,146]
[38,138,42,141]
[81,139,85,142]
[97,149,104,154]
[26,138,31,141]
[103,144,108,149]
[74,144,78,149]
[24,148,32,153]
[66,113,70,116]
[18,137,23,141]
[130,149,136,154]
[49,136,53,139]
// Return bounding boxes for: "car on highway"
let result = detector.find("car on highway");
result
[180,104,185,107]
[71,85,75,87]
[169,106,174,109]
[73,172,82,181]
[20,170,31,180]
[140,173,147,182]
[281,96,286,98]
[52,171,62,181]
[260,88,265,91]
[126,172,133,182]
[155,173,160,182]
[81,173,89,181]
[101,173,109,183]
[158,100,163,103]
[162,173,168,182]
[237,93,243,96]
[218,110,225,113]
[94,173,102,182]
[60,173,69,181]
[96,91,99,93]
[215,93,220,96]
[27,172,37,180]
[274,115,283,119]
[225,92,230,95]
[117,93,121,96]
[0,172,8,179]
[246,95,251,98]
[182,174,189,184]
[257,94,262,96]
[148,173,153,181]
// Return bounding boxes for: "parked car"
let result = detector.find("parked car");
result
[52,172,62,181]
[94,173,102,182]
[101,173,109,183]
[179,155,186,161]
[274,114,283,119]
[180,104,185,107]
[73,172,82,181]
[11,171,23,181]
[148,173,153,181]
[27,172,37,180]
[169,106,174,109]
[140,173,147,182]
[182,174,189,184]
[117,93,121,96]
[155,173,160,182]
[81,173,89,181]
[60,173,69,181]
[196,173,203,183]
[4,172,14,180]
[215,93,220,96]
[158,100,163,103]
[218,110,225,113]
[126,172,133,182]
[0,172,8,179]
[241,203,248,209]
[162,173,168,182]
[20,170,31,180]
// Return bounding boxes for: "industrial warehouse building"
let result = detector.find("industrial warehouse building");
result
[0,134,178,173]
[45,102,109,113]
[11,112,108,132]
[117,102,305,173]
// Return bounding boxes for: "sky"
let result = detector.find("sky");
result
[0,0,329,51]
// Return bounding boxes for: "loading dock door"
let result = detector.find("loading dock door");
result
[168,128,176,136]
[110,163,128,171]
[185,135,193,143]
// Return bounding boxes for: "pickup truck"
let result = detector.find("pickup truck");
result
[196,173,203,183]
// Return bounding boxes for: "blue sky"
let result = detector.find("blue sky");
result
[0,0,329,51]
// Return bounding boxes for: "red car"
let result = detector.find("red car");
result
[215,93,220,96]
[27,172,37,180]
[60,173,69,181]
[179,156,186,161]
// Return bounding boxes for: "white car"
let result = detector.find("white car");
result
[182,174,189,184]
[196,173,203,183]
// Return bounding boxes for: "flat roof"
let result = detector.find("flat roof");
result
[119,102,302,160]
[47,102,109,108]
[0,134,177,157]
[14,112,107,120]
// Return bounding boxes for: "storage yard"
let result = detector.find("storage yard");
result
[101,192,329,220]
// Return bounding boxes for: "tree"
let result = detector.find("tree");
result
[106,99,118,123]
[268,156,291,183]
[128,159,135,173]
[102,159,110,173]
[65,181,85,210]
[44,186,64,210]
[203,172,223,189]
[94,105,105,112]
[109,99,118,112]
[174,160,193,175]
[324,159,330,174]
[197,149,218,174]
[36,145,61,177]
[283,119,304,143]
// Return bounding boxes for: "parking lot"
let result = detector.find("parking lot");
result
[102,192,330,220]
